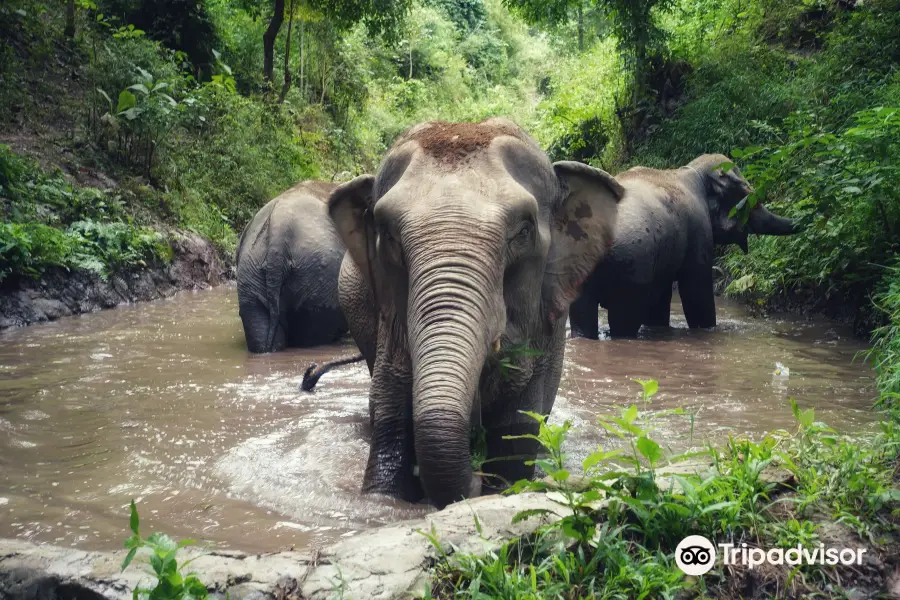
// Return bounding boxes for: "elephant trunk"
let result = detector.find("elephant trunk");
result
[407,245,500,509]
[748,205,799,236]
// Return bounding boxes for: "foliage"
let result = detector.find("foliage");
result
[430,383,900,599]
[121,500,210,600]
[868,265,900,410]
[0,221,169,282]
[0,146,169,282]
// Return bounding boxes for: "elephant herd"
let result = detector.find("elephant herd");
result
[235,118,798,509]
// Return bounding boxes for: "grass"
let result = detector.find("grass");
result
[426,382,900,599]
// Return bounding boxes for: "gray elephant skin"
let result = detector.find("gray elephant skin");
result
[236,181,349,353]
[569,154,798,339]
[328,119,622,508]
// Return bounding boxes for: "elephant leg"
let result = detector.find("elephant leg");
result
[606,285,648,338]
[568,292,599,339]
[362,349,423,502]
[479,356,562,494]
[239,298,285,353]
[678,268,716,329]
[644,281,674,328]
[479,409,540,494]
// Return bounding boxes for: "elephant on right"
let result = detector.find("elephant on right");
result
[569,153,799,339]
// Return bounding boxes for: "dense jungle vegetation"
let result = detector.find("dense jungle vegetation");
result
[1,0,899,597]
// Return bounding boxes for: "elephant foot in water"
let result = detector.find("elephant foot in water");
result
[413,471,483,506]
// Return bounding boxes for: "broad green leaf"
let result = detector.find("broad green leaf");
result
[636,436,663,465]
[120,107,143,120]
[146,532,177,552]
[622,405,638,424]
[634,378,658,400]
[551,468,570,481]
[582,448,623,472]
[129,500,139,535]
[799,408,815,428]
[117,90,136,113]
[128,83,150,95]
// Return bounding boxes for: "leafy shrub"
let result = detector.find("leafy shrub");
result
[723,106,900,320]
[429,384,900,599]
[868,264,900,409]
[0,222,88,282]
[1,145,127,225]
[0,219,169,283]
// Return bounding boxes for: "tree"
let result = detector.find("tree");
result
[504,0,674,138]
[65,0,75,38]
[244,0,411,96]
[263,0,285,88]
[277,0,297,102]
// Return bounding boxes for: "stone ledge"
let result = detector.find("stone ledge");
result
[0,493,558,600]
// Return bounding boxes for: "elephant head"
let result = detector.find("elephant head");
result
[687,153,799,253]
[328,119,622,508]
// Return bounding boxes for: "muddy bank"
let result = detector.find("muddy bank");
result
[0,231,231,330]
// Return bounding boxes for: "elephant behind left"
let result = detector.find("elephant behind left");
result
[236,181,349,353]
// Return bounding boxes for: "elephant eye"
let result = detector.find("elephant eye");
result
[514,222,533,241]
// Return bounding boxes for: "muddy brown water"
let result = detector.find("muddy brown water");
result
[0,285,878,553]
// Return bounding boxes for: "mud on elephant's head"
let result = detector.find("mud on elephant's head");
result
[328,118,623,508]
[688,153,800,253]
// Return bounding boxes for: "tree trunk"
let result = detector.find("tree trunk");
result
[299,17,305,102]
[277,0,296,103]
[577,2,584,52]
[64,0,75,38]
[319,22,329,104]
[409,37,413,79]
[263,0,285,91]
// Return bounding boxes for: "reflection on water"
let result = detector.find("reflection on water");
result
[0,285,877,552]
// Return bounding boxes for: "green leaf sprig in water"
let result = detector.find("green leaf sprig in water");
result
[496,340,544,380]
[121,500,209,600]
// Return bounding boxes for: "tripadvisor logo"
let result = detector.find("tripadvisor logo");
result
[675,535,869,575]
[675,535,717,576]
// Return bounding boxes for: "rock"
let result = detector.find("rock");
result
[0,229,231,330]
[0,493,558,600]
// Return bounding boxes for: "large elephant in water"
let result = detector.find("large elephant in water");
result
[328,119,622,508]
[569,154,799,339]
[236,181,349,353]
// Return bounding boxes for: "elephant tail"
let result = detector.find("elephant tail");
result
[301,353,366,392]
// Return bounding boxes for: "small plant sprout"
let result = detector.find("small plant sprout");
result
[121,500,210,600]
[633,378,659,403]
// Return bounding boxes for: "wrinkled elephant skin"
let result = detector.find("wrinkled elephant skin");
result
[328,119,623,508]
[569,154,799,339]
[236,181,349,353]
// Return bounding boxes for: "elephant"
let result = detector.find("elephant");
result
[236,181,350,353]
[327,118,623,508]
[568,153,799,339]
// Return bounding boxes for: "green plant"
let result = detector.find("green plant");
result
[121,500,210,600]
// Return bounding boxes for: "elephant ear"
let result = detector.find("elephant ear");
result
[328,174,377,287]
[544,161,624,322]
